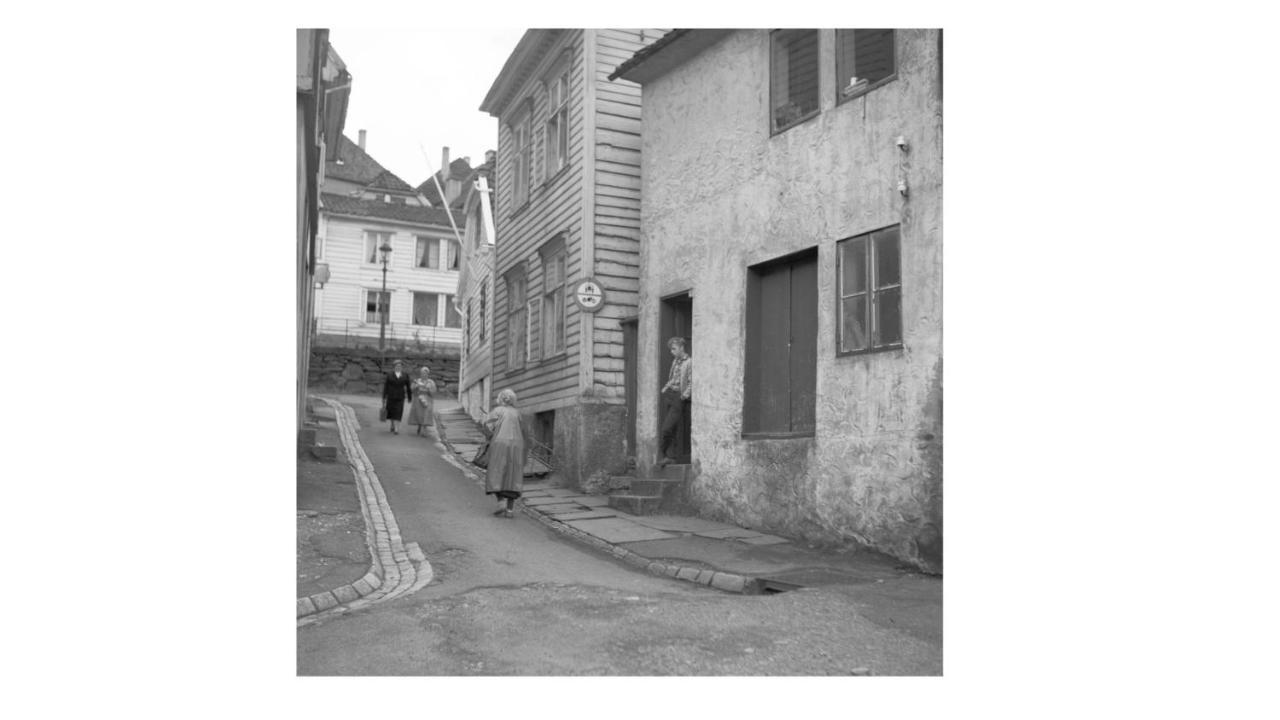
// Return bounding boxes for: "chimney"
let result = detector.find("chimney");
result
[485,149,496,165]
[441,146,450,174]
[358,129,366,150]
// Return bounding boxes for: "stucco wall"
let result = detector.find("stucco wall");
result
[634,29,942,571]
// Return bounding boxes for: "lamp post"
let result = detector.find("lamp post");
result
[378,240,393,365]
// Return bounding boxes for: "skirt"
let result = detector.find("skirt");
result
[407,395,433,426]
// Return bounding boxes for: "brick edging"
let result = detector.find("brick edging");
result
[298,397,435,625]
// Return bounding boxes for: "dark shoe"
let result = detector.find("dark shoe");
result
[492,508,507,516]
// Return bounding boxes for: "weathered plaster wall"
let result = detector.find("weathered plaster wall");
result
[635,30,942,571]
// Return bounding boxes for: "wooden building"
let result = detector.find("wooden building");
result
[457,153,498,422]
[315,133,466,355]
[480,29,669,488]
[297,29,349,439]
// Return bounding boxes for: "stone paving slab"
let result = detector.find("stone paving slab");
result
[572,496,611,507]
[546,509,617,521]
[562,517,677,544]
[523,496,571,507]
[738,534,791,546]
[694,527,768,539]
[542,488,580,497]
[628,515,736,534]
[534,503,586,515]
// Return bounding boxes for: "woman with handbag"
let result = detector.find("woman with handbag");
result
[381,360,412,434]
[406,366,437,436]
[484,389,528,518]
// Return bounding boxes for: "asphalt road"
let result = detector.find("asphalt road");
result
[296,395,941,676]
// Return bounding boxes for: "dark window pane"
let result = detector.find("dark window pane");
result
[837,29,895,95]
[874,287,902,346]
[413,292,438,326]
[789,255,818,433]
[841,296,868,353]
[771,30,819,129]
[840,238,867,295]
[445,295,461,328]
[875,228,900,287]
[756,265,792,432]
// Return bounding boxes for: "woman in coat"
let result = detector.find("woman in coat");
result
[382,360,413,434]
[484,389,528,518]
[406,366,437,436]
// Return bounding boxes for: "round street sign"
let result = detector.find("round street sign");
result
[572,277,607,312]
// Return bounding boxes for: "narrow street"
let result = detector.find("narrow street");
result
[297,395,941,676]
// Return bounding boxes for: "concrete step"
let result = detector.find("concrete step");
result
[654,463,690,480]
[630,477,684,496]
[607,493,663,515]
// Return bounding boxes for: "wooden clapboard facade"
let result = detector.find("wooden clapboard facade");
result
[457,157,497,423]
[481,29,667,487]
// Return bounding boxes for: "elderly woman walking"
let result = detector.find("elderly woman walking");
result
[406,366,437,436]
[484,389,528,518]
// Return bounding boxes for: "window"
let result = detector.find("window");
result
[511,110,532,208]
[540,241,566,357]
[506,270,527,369]
[415,237,458,270]
[479,284,487,343]
[444,294,462,328]
[743,248,818,436]
[770,29,820,133]
[412,292,439,326]
[365,230,392,264]
[836,29,896,102]
[465,300,473,353]
[365,289,391,324]
[525,299,536,362]
[544,65,569,179]
[838,225,902,355]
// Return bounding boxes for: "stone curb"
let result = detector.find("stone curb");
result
[431,414,755,596]
[518,503,753,595]
[297,398,435,626]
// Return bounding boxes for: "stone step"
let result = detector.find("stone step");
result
[654,463,690,480]
[607,493,663,515]
[630,477,684,496]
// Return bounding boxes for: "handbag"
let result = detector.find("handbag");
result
[473,439,491,468]
[379,405,388,422]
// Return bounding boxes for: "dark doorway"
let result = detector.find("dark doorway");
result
[622,318,638,459]
[534,410,556,450]
[658,293,693,464]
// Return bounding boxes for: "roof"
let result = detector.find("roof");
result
[610,29,733,84]
[324,135,414,196]
[367,169,415,193]
[415,157,476,208]
[480,30,568,117]
[321,193,463,228]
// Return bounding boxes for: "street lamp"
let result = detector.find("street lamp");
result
[378,240,393,364]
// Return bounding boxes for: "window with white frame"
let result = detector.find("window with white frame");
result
[837,225,903,355]
[415,236,459,270]
[511,109,532,209]
[836,29,896,102]
[365,230,393,264]
[412,292,439,326]
[770,29,820,133]
[539,238,567,358]
[365,289,391,324]
[544,63,569,179]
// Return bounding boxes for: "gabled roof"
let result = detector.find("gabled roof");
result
[415,157,476,208]
[324,135,415,196]
[368,169,415,193]
[610,29,733,85]
[321,192,462,228]
[480,29,568,117]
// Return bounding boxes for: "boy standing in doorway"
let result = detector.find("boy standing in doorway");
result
[658,336,691,467]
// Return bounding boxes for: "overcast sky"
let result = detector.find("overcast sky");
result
[328,28,528,187]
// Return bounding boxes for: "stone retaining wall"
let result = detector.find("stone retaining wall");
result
[309,346,460,395]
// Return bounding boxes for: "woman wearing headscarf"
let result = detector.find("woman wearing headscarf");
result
[381,360,412,434]
[484,389,529,518]
[406,365,437,436]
